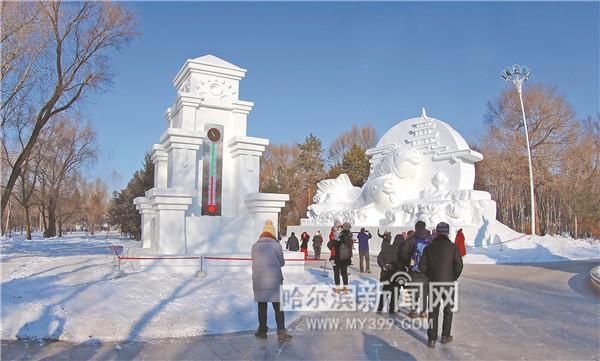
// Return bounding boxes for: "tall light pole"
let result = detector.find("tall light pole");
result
[502,64,535,235]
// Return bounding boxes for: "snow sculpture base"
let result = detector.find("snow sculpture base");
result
[287,218,521,255]
[132,55,291,274]
[288,109,521,249]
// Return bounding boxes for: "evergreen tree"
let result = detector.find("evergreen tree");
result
[294,134,325,214]
[109,153,154,239]
[340,144,370,187]
[327,145,371,187]
[296,133,325,177]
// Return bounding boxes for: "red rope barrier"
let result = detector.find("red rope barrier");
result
[118,256,200,260]
[204,256,251,261]
[204,256,309,262]
[108,245,320,263]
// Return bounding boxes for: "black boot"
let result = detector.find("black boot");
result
[254,326,268,339]
[427,339,436,348]
[441,335,453,344]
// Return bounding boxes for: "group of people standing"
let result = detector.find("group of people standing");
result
[285,230,324,260]
[252,218,466,348]
[375,221,465,348]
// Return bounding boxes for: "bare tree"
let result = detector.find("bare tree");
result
[37,115,97,237]
[3,124,49,239]
[0,1,46,125]
[83,177,108,235]
[55,173,84,236]
[260,144,304,232]
[479,83,598,236]
[1,1,137,221]
[557,116,600,237]
[328,124,377,166]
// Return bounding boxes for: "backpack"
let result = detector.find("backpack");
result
[411,237,430,272]
[337,230,352,260]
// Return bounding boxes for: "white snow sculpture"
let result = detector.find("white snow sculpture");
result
[289,109,510,247]
[133,55,289,258]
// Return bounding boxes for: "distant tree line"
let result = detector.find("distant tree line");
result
[2,112,109,238]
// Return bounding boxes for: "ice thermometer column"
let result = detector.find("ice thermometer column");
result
[202,125,223,215]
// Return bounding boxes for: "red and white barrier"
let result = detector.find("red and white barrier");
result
[110,246,311,275]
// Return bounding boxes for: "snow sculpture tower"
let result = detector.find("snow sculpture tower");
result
[134,55,288,256]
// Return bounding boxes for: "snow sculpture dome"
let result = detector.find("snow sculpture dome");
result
[289,109,513,248]
[366,108,483,201]
[299,108,496,231]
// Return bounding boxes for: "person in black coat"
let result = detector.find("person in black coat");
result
[398,221,431,318]
[376,234,405,313]
[286,232,300,251]
[312,231,324,259]
[330,222,354,291]
[419,222,463,348]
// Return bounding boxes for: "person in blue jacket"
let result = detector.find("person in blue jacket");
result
[357,228,372,273]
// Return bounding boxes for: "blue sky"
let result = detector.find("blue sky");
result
[81,1,599,192]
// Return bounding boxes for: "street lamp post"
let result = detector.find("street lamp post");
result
[502,64,535,236]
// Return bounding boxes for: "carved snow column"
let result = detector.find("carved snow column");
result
[162,129,203,191]
[246,193,290,240]
[151,145,168,189]
[229,136,269,215]
[146,130,202,254]
[134,197,155,249]
[146,189,193,254]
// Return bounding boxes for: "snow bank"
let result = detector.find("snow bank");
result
[464,234,600,264]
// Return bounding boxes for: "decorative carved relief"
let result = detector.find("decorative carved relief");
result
[193,78,237,100]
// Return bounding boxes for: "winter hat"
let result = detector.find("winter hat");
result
[261,220,277,239]
[342,222,352,230]
[415,220,426,231]
[316,231,321,235]
[436,222,450,236]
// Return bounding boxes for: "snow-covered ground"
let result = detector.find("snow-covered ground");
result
[0,232,323,342]
[464,233,600,264]
[1,231,598,342]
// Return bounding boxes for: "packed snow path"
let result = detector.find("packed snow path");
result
[2,260,599,360]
